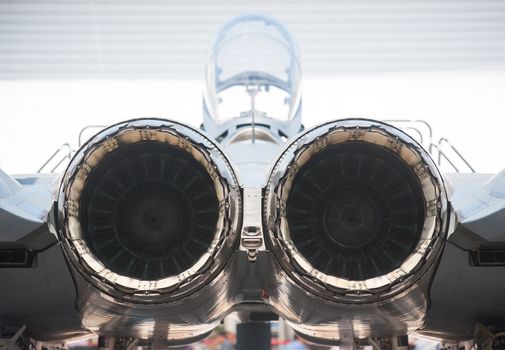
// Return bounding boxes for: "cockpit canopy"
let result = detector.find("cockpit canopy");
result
[203,14,302,142]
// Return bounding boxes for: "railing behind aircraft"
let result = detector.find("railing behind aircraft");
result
[436,137,475,173]
[37,120,475,173]
[383,119,434,152]
[37,143,73,174]
[384,119,475,173]
[78,125,108,147]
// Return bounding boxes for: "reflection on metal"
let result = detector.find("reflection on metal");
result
[260,119,454,343]
[239,187,266,262]
[50,118,242,342]
[265,119,450,298]
[30,117,469,345]
[37,143,73,174]
[56,118,241,298]
[229,128,279,145]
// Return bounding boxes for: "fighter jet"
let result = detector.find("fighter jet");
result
[1,13,505,350]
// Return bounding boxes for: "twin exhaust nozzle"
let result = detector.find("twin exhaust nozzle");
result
[55,119,241,301]
[54,118,450,303]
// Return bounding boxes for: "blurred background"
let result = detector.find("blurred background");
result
[1,0,505,174]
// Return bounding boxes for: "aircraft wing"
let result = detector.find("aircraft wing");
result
[423,170,505,341]
[0,171,86,342]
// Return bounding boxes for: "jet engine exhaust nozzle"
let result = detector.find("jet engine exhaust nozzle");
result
[56,119,240,299]
[265,119,450,300]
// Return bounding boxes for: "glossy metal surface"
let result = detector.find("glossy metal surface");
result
[421,170,505,340]
[263,119,453,342]
[52,118,242,342]
[9,117,505,345]
[3,12,505,345]
[0,244,85,342]
[52,118,454,343]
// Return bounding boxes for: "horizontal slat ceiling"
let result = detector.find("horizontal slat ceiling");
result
[1,0,505,79]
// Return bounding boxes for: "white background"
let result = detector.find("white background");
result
[0,70,504,174]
